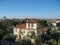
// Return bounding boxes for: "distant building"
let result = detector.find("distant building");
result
[47,19,56,27]
[56,20,60,23]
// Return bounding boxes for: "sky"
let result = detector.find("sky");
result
[0,0,60,19]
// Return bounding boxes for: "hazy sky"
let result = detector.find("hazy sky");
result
[0,0,60,19]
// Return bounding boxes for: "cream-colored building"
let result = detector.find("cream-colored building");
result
[13,19,48,41]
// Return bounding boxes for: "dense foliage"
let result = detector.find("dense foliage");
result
[0,18,60,45]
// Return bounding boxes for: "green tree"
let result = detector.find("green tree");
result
[58,39,60,45]
[9,20,19,26]
[30,31,35,38]
[27,31,35,38]
[19,39,32,45]
[0,29,8,41]
[35,35,42,45]
[49,28,60,45]
[48,39,57,45]
[39,19,48,27]
[41,33,51,44]
[2,34,15,42]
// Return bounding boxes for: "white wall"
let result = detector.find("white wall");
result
[13,28,26,39]
[33,23,37,29]
[13,22,41,39]
[26,23,38,29]
[26,23,28,29]
[13,28,26,35]
[13,28,20,35]
[24,29,38,36]
[52,23,56,26]
[56,20,60,23]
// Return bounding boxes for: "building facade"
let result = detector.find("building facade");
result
[13,19,48,41]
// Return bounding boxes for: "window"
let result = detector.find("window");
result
[19,29,25,35]
[21,29,25,34]
[28,23,30,29]
[15,29,17,32]
[32,23,33,29]
[19,29,21,34]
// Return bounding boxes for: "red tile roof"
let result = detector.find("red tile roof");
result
[26,19,38,23]
[40,27,48,32]
[14,24,26,28]
[47,20,56,23]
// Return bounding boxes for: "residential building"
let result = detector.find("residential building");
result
[13,19,48,41]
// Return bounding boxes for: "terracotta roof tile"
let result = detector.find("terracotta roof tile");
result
[47,20,56,23]
[27,19,37,23]
[40,27,48,32]
[14,24,26,28]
